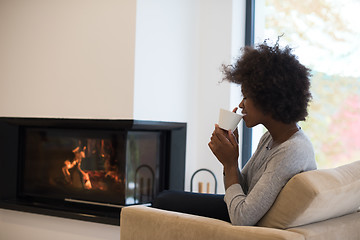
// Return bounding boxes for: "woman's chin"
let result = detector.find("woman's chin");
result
[244,121,255,129]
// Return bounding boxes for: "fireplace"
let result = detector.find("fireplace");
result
[0,117,186,225]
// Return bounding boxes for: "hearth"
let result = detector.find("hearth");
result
[0,117,186,225]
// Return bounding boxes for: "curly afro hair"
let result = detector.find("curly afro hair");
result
[222,41,312,124]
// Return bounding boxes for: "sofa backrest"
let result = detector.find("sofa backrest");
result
[257,160,360,229]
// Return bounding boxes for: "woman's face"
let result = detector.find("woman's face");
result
[239,95,267,128]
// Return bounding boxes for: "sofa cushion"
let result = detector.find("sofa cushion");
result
[257,160,360,229]
[287,211,360,240]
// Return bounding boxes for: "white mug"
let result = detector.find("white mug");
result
[218,108,245,132]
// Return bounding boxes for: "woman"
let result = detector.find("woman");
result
[153,40,316,226]
[208,40,317,226]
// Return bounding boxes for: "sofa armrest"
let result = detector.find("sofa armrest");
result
[120,205,304,240]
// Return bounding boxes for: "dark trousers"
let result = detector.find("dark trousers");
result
[151,190,231,223]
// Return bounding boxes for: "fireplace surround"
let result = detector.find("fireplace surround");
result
[0,117,186,225]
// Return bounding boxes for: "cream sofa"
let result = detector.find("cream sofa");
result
[120,160,360,240]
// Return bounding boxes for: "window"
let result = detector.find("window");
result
[251,0,360,168]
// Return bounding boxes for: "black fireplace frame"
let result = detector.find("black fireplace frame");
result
[0,117,186,225]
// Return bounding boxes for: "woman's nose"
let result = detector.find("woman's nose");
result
[239,99,244,108]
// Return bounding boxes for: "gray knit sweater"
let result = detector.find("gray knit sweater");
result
[224,129,317,226]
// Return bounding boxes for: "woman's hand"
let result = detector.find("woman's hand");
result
[208,107,241,189]
[208,124,239,169]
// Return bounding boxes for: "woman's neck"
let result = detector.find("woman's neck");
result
[265,121,300,146]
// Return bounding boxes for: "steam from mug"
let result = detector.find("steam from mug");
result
[218,108,245,132]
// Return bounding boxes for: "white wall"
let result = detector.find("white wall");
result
[0,0,136,119]
[134,0,245,193]
[0,0,245,239]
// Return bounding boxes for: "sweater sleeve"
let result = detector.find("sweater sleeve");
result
[224,136,315,226]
